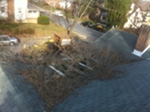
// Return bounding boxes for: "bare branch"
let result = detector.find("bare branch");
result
[64,0,93,36]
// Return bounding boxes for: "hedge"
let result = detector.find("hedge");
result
[38,15,50,25]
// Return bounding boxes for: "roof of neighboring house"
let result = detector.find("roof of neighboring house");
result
[46,0,74,3]
[93,29,144,60]
[27,4,44,11]
[28,5,37,10]
[138,0,150,11]
[46,0,62,3]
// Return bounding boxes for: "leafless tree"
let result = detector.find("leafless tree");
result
[64,0,93,38]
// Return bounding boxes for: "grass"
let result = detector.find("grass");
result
[0,22,67,38]
[0,23,19,29]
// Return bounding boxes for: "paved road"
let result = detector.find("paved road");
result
[49,14,103,42]
[29,3,103,42]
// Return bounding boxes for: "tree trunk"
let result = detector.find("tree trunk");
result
[66,19,77,40]
[7,0,14,22]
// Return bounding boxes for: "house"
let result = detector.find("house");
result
[123,0,150,58]
[124,0,150,28]
[93,28,150,60]
[89,0,150,27]
[89,4,108,23]
[0,0,8,19]
[44,0,62,7]
[132,23,150,58]
[0,0,40,23]
[45,0,74,10]
[58,1,71,9]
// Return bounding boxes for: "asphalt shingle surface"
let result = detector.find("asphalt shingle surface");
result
[51,60,150,112]
[142,47,150,59]
[0,59,150,112]
[93,29,142,60]
[0,64,45,112]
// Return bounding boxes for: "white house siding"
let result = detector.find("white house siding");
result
[124,2,150,29]
[124,3,144,28]
[58,1,71,9]
[14,0,28,21]
[0,0,7,19]
[144,12,150,22]
[27,9,39,18]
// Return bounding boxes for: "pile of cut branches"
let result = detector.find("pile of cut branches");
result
[1,37,135,111]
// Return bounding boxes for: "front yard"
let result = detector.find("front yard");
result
[0,22,67,38]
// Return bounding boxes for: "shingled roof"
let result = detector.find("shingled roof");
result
[93,29,143,60]
[138,0,150,11]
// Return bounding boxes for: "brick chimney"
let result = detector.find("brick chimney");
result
[133,23,150,57]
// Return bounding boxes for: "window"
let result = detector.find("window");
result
[0,37,3,41]
[28,10,37,13]
[18,8,22,13]
[33,11,37,13]
[3,37,9,41]
[28,10,32,13]
[0,7,5,13]
[18,9,22,13]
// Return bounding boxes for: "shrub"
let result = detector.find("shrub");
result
[38,15,50,25]
[0,23,19,30]
[13,28,35,35]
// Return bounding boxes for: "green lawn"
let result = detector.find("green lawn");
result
[0,22,67,38]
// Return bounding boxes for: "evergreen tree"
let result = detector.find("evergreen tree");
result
[105,0,131,28]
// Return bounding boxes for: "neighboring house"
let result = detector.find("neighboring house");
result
[89,5,108,23]
[0,0,40,23]
[0,0,7,18]
[100,11,108,23]
[124,0,150,28]
[45,0,61,7]
[45,0,74,10]
[90,0,150,26]
[124,1,150,58]
[58,1,71,9]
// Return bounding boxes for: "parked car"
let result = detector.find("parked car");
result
[80,21,92,28]
[0,35,20,46]
[91,23,107,32]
